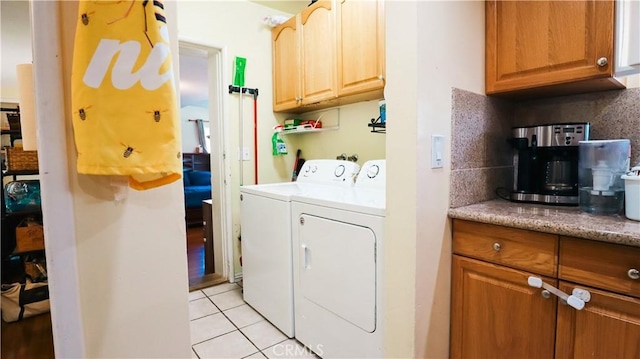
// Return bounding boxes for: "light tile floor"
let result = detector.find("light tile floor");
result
[189,283,318,359]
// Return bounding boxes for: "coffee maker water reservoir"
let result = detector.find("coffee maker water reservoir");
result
[578,140,631,214]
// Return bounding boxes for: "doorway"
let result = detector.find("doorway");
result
[178,40,233,290]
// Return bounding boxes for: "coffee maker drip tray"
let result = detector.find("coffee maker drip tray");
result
[510,192,579,206]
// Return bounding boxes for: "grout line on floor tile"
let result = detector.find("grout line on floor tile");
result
[204,294,221,312]
[191,282,263,357]
[189,310,221,323]
[259,337,289,355]
[242,351,264,359]
[216,302,267,353]
[190,328,241,347]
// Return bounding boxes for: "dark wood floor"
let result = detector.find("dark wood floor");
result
[2,226,223,356]
[187,226,206,279]
[1,312,54,358]
[187,226,226,290]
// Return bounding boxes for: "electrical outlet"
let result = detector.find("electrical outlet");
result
[242,147,250,161]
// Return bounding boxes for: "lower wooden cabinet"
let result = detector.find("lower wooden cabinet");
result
[451,256,557,359]
[451,219,640,358]
[555,282,640,358]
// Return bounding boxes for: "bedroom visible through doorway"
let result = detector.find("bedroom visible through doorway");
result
[178,41,233,290]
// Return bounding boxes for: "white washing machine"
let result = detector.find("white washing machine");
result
[240,160,360,338]
[290,160,386,358]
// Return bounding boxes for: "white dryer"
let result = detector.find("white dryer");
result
[239,160,360,338]
[291,160,386,358]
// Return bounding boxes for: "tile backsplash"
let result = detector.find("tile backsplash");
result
[512,88,640,166]
[450,89,513,208]
[450,87,640,208]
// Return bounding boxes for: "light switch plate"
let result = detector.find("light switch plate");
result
[431,135,444,168]
[241,147,250,161]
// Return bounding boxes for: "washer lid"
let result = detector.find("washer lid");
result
[292,187,385,216]
[239,160,361,200]
[240,182,315,201]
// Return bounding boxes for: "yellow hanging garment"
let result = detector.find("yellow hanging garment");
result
[71,0,181,190]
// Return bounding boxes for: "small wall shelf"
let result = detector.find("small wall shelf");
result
[368,117,386,134]
[279,108,340,135]
[280,126,339,135]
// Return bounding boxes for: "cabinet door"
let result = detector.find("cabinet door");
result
[272,16,300,112]
[336,0,385,96]
[300,0,337,105]
[555,281,640,358]
[486,0,622,95]
[451,255,557,359]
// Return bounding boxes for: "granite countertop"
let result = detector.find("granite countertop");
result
[448,199,640,248]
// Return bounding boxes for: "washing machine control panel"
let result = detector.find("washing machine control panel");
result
[297,160,360,186]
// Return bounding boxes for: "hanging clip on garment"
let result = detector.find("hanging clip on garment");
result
[70,0,182,191]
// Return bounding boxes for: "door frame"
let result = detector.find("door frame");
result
[178,38,234,281]
[30,1,85,357]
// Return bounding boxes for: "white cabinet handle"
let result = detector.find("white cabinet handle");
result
[302,244,310,269]
[492,242,501,251]
[629,268,640,280]
[596,57,608,67]
[528,276,590,310]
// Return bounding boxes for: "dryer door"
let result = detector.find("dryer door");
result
[298,214,376,332]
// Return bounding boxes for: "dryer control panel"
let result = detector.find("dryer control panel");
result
[356,160,386,189]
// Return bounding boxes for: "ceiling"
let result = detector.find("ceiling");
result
[249,0,311,14]
[179,47,209,108]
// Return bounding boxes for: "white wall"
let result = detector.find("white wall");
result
[293,100,386,164]
[385,1,485,358]
[54,2,191,357]
[384,2,418,357]
[176,1,297,273]
[0,0,32,102]
[181,105,209,153]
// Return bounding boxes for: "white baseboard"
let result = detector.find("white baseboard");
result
[233,272,243,283]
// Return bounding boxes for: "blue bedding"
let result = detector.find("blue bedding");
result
[183,170,211,208]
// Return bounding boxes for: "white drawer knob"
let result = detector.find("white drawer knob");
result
[628,268,640,280]
[596,57,608,67]
[492,242,501,251]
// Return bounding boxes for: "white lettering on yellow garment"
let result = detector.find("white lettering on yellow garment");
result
[71,0,181,190]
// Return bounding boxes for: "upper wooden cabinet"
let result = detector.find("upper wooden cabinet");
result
[486,0,625,97]
[272,0,384,113]
[300,1,337,106]
[336,0,385,96]
[272,1,337,112]
[272,16,300,112]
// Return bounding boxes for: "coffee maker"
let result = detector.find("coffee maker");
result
[508,123,590,205]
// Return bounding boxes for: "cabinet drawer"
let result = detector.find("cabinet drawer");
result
[452,219,558,277]
[559,237,640,298]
